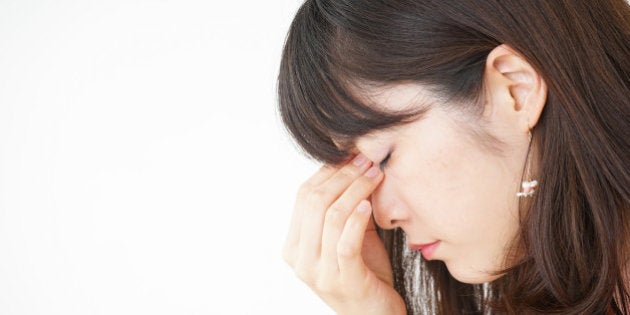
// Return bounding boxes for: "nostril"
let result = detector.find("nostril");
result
[372,210,396,230]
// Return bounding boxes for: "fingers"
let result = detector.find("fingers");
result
[317,154,372,205]
[320,166,383,272]
[296,155,372,263]
[283,155,401,313]
[337,200,373,280]
[284,164,339,263]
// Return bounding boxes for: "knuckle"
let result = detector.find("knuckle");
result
[293,263,315,284]
[337,241,356,259]
[324,205,344,222]
[307,187,328,203]
[313,274,335,294]
[338,165,358,179]
[296,183,312,199]
[320,164,337,174]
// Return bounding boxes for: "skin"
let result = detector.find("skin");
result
[283,45,548,313]
[356,93,525,283]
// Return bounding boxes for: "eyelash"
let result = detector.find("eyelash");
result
[379,153,391,170]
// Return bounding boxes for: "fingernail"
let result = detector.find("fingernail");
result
[352,154,368,166]
[357,200,370,213]
[365,166,380,178]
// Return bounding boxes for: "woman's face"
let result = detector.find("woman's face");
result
[352,83,530,283]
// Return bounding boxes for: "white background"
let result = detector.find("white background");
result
[0,0,334,314]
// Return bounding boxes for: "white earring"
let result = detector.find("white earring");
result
[517,130,538,198]
[516,179,538,197]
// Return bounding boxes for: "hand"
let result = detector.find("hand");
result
[282,154,407,315]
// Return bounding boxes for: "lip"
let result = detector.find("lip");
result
[408,241,441,260]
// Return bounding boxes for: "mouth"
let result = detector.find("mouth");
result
[408,240,441,260]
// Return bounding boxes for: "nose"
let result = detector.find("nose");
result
[370,179,407,230]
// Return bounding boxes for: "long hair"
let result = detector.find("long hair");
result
[276,1,630,314]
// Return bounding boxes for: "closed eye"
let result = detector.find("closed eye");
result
[379,153,391,170]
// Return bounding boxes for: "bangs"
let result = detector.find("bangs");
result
[277,1,425,164]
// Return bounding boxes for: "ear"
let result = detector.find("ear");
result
[483,44,548,133]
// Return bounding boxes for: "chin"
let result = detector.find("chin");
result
[445,263,505,284]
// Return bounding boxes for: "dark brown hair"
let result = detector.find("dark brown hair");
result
[277,0,630,314]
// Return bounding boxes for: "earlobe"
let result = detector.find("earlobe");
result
[485,44,548,132]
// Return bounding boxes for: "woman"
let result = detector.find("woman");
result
[277,0,629,314]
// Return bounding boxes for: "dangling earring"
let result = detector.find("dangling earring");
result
[516,130,538,197]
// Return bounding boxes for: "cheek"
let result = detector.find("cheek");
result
[400,147,521,277]
[392,144,475,214]
[393,139,519,241]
